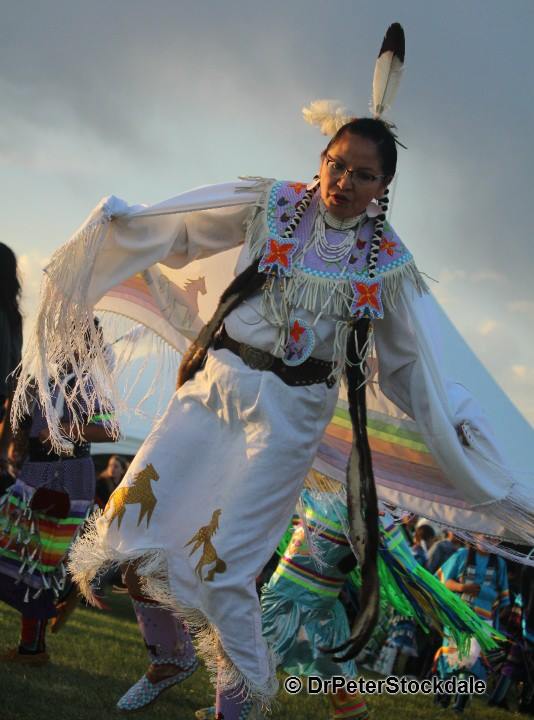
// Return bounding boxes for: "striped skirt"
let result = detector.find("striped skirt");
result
[0,457,95,618]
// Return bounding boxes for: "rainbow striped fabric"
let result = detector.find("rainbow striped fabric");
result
[273,502,349,600]
[315,394,457,504]
[0,487,90,582]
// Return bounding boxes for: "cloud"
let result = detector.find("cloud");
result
[513,365,527,379]
[477,319,498,336]
[507,301,534,314]
[512,365,534,384]
[0,2,324,166]
[436,269,467,285]
[437,268,506,287]
[472,270,506,284]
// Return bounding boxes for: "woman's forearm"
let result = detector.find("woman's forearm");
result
[445,579,463,593]
[40,422,117,445]
[81,423,117,443]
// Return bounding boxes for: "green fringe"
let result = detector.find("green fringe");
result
[274,516,504,659]
[349,553,504,657]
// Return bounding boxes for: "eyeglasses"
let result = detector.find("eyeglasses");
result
[325,154,386,186]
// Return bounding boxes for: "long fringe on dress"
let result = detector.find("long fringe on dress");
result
[69,512,279,706]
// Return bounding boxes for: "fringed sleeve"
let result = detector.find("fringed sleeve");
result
[373,277,534,545]
[12,180,266,453]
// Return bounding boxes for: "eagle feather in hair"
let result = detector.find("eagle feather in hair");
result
[371,23,405,118]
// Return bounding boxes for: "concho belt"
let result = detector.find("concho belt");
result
[213,326,336,388]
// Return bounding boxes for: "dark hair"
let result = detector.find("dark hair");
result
[0,243,22,336]
[322,118,398,178]
[417,524,436,543]
[108,454,126,471]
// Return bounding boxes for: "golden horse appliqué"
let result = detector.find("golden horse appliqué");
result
[184,508,227,582]
[105,463,160,529]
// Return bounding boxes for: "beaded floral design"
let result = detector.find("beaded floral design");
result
[283,316,316,366]
[258,237,299,277]
[246,180,427,374]
[349,279,384,319]
[253,181,424,323]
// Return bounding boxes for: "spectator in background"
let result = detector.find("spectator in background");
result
[0,243,23,477]
[427,529,461,575]
[418,529,462,679]
[400,514,417,545]
[435,538,510,713]
[95,454,126,508]
[0,440,24,495]
[388,519,436,676]
[489,563,534,712]
[412,518,437,568]
[91,454,128,600]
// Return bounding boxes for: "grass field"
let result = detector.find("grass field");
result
[0,593,512,720]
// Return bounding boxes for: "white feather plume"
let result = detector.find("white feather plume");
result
[371,23,405,118]
[302,100,355,136]
[372,55,403,117]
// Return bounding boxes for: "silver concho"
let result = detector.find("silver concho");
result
[239,343,274,371]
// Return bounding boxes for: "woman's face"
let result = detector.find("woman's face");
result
[474,535,491,554]
[107,457,123,480]
[319,133,390,219]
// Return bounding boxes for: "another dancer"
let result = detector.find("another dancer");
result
[114,579,199,712]
[0,328,116,663]
[194,478,501,719]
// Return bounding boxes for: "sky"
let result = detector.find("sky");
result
[2,0,534,425]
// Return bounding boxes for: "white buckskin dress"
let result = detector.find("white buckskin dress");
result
[14,178,531,704]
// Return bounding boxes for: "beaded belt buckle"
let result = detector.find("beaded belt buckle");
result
[238,343,274,371]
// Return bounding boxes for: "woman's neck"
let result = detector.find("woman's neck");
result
[319,200,365,230]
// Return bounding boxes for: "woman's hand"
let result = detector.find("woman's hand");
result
[445,578,480,595]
